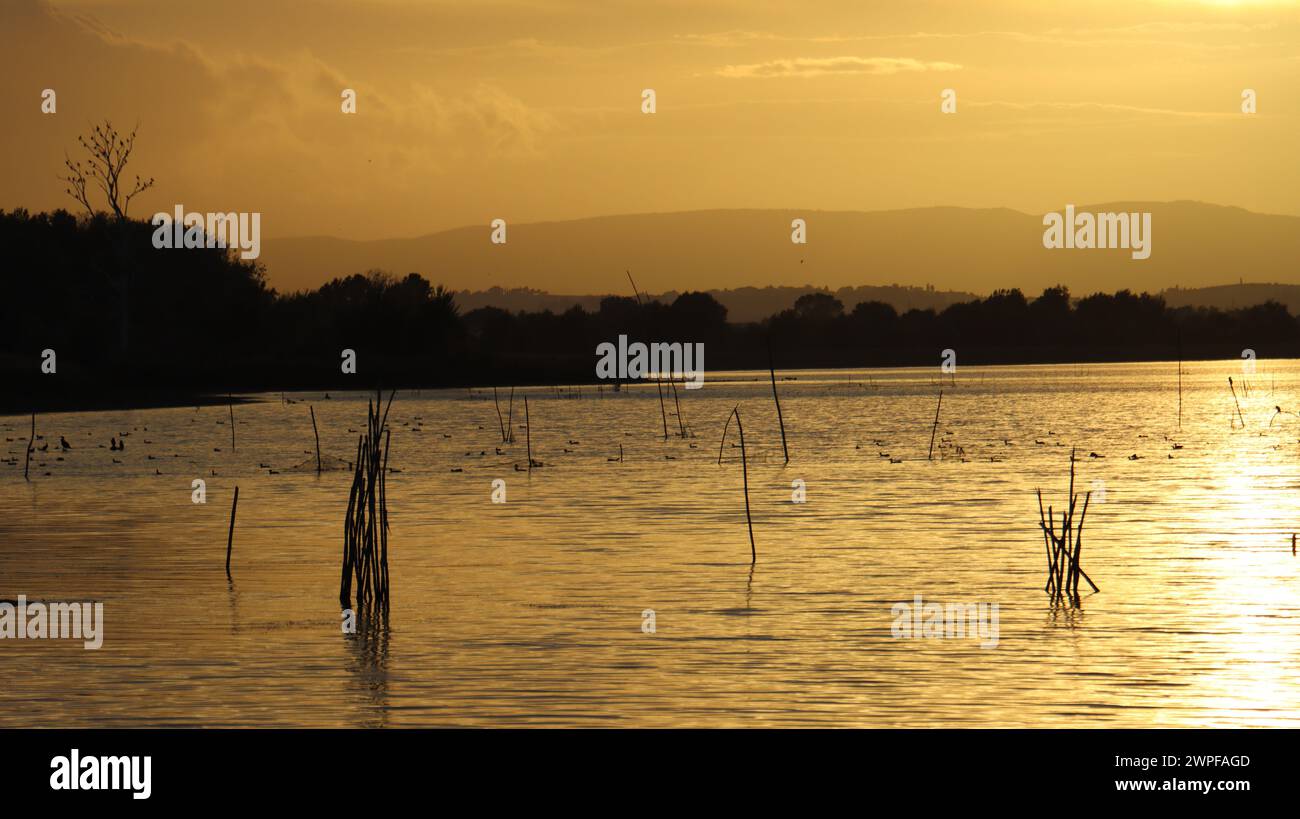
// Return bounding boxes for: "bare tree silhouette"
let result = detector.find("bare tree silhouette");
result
[56,120,157,354]
[59,120,155,218]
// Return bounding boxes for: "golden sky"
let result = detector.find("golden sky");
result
[2,0,1297,240]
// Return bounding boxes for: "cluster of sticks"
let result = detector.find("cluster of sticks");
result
[340,390,394,612]
[1035,448,1099,603]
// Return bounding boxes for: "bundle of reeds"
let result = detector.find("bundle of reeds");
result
[1035,448,1099,603]
[340,390,395,612]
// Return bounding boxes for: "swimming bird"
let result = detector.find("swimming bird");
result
[59,436,70,450]
[1270,406,1298,427]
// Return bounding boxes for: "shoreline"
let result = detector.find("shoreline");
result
[0,352,1276,415]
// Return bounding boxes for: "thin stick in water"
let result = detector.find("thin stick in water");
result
[24,412,34,481]
[525,395,534,470]
[626,269,670,441]
[719,405,756,563]
[768,340,789,464]
[927,390,944,461]
[506,387,515,443]
[735,407,756,564]
[670,379,687,438]
[226,485,239,580]
[656,379,669,441]
[310,405,322,474]
[1176,330,1183,431]
[1229,377,1246,428]
[493,387,506,442]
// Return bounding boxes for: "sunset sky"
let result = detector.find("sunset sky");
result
[2,0,1297,243]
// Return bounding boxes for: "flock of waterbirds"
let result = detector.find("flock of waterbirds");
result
[7,366,1299,611]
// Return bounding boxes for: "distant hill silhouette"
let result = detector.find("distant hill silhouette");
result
[259,203,1300,296]
[1160,283,1300,315]
[453,284,978,324]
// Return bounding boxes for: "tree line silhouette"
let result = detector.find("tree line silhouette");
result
[2,208,1296,410]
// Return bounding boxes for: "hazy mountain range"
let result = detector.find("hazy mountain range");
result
[259,202,1300,302]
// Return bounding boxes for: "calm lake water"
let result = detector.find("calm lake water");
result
[3,361,1300,727]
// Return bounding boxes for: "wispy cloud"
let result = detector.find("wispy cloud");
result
[683,24,1276,53]
[717,56,961,79]
[968,100,1240,119]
